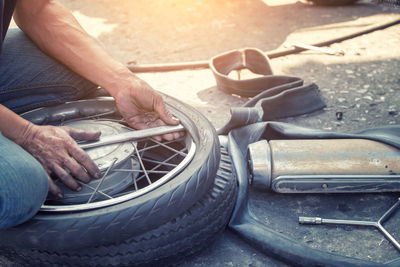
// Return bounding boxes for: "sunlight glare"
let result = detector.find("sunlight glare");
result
[261,0,300,6]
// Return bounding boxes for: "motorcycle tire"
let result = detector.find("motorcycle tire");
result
[0,95,220,251]
[1,146,237,266]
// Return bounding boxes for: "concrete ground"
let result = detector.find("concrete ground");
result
[59,0,400,132]
[2,0,400,266]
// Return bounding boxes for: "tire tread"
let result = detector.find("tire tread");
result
[4,147,237,266]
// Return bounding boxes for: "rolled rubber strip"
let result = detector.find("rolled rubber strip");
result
[211,48,326,135]
[209,48,276,97]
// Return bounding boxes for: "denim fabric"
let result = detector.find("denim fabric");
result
[0,28,98,114]
[0,0,17,55]
[0,28,99,229]
[0,132,49,229]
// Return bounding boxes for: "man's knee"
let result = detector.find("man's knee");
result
[0,134,48,229]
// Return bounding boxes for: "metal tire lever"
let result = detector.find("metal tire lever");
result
[79,124,185,149]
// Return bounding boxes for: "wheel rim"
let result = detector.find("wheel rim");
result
[21,98,196,213]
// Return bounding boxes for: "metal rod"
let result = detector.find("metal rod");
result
[299,217,376,227]
[131,157,139,191]
[79,124,184,149]
[113,169,169,174]
[141,157,178,167]
[79,182,112,199]
[87,158,117,203]
[379,197,400,224]
[151,139,187,157]
[60,110,116,126]
[133,143,152,185]
[377,224,400,251]
[137,137,185,153]
[291,42,341,55]
[322,218,377,227]
[299,198,400,251]
[133,147,186,184]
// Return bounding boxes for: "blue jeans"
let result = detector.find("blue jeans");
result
[0,29,98,113]
[0,133,49,229]
[0,29,98,229]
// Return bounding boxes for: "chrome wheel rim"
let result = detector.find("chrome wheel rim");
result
[21,98,196,213]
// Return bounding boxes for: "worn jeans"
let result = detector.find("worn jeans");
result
[0,29,98,229]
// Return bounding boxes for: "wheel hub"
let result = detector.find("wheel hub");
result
[49,120,140,204]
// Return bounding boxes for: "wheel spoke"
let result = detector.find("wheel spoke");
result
[151,139,187,157]
[79,182,113,199]
[140,157,178,167]
[113,169,169,174]
[133,147,187,184]
[133,143,152,185]
[87,158,117,203]
[131,157,139,191]
[60,110,117,125]
[139,141,148,158]
[137,137,185,154]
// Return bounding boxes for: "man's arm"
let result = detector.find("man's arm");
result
[13,0,131,98]
[13,0,180,140]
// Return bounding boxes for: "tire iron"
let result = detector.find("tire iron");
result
[299,197,400,251]
[79,124,185,149]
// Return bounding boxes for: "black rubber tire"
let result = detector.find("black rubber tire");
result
[0,95,220,251]
[2,147,237,266]
[308,0,357,5]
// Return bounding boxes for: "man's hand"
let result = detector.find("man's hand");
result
[114,77,182,142]
[20,124,101,198]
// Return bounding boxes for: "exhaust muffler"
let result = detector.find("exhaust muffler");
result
[247,139,400,193]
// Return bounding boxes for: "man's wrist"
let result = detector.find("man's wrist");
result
[0,105,37,146]
[102,65,139,98]
[15,122,37,147]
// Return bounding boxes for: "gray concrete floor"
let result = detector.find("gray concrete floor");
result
[2,0,400,266]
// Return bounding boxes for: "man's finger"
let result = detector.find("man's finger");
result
[63,127,101,141]
[68,144,101,179]
[172,130,184,140]
[153,96,180,126]
[153,118,175,141]
[63,156,91,183]
[52,164,81,191]
[47,175,63,199]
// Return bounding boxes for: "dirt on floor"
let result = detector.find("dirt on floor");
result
[2,0,400,266]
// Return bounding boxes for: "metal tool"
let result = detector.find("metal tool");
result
[247,139,400,193]
[291,42,344,56]
[79,124,185,149]
[299,197,400,251]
